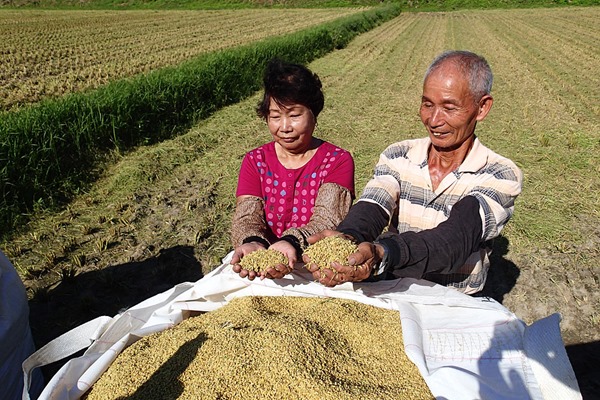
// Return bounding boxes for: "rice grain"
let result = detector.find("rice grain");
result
[84,296,433,400]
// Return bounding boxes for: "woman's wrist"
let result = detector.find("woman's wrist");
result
[242,236,270,248]
[278,235,303,257]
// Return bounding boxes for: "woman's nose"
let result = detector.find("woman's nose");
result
[280,116,292,131]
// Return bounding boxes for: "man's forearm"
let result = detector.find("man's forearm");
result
[377,196,483,278]
[336,201,389,243]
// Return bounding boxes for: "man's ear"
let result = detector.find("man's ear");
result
[476,94,494,121]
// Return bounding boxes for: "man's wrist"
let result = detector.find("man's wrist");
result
[371,241,388,276]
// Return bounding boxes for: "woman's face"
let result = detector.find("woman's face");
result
[267,99,316,154]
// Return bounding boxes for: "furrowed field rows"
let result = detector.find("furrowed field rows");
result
[308,7,599,342]
[483,9,599,117]
[0,8,364,110]
[2,5,598,355]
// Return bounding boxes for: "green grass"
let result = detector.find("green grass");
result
[0,4,400,239]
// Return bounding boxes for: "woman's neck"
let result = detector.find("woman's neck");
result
[275,138,321,169]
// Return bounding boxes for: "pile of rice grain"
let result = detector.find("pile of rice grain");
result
[84,296,433,400]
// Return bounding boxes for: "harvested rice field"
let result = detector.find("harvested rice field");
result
[0,8,364,110]
[2,5,599,398]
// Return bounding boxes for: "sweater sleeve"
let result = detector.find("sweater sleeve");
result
[377,195,483,279]
[336,201,389,243]
[230,196,269,248]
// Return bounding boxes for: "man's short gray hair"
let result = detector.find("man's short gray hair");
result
[424,50,493,102]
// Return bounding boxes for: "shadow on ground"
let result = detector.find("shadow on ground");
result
[27,245,203,381]
[475,235,521,304]
[565,341,600,400]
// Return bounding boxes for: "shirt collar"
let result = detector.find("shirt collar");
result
[458,136,488,173]
[408,136,488,173]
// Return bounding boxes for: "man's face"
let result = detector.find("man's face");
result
[419,64,490,151]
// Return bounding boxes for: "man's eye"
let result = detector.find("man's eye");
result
[421,103,433,108]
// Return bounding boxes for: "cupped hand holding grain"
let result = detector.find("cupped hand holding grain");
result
[231,241,268,280]
[260,240,297,279]
[316,242,376,287]
[303,231,381,287]
[233,248,289,281]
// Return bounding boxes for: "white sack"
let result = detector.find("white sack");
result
[23,251,581,400]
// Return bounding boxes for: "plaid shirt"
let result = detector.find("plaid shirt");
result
[359,136,523,294]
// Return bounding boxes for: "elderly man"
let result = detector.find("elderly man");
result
[305,50,523,294]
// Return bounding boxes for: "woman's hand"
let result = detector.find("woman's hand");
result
[231,241,267,280]
[260,240,296,280]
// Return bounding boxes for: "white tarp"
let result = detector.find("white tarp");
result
[23,251,582,400]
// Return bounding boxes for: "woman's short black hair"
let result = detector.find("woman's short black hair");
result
[256,58,324,120]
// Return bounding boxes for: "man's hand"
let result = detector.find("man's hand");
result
[305,229,341,245]
[231,241,266,280]
[302,229,342,276]
[303,231,385,287]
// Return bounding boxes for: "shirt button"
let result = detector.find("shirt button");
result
[288,173,292,177]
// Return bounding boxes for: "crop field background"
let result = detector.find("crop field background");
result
[1,4,599,397]
[0,8,366,111]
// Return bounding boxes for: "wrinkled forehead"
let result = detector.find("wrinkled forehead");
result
[422,64,473,100]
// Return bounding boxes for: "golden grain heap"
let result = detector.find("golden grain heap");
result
[84,296,433,400]
[303,235,358,271]
[238,248,288,272]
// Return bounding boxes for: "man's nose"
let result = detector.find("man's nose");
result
[429,107,444,126]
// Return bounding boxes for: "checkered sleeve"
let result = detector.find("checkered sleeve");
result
[467,160,523,241]
[356,149,402,216]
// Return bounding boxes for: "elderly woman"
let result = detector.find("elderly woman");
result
[230,59,355,280]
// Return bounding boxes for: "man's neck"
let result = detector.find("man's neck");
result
[427,137,474,191]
